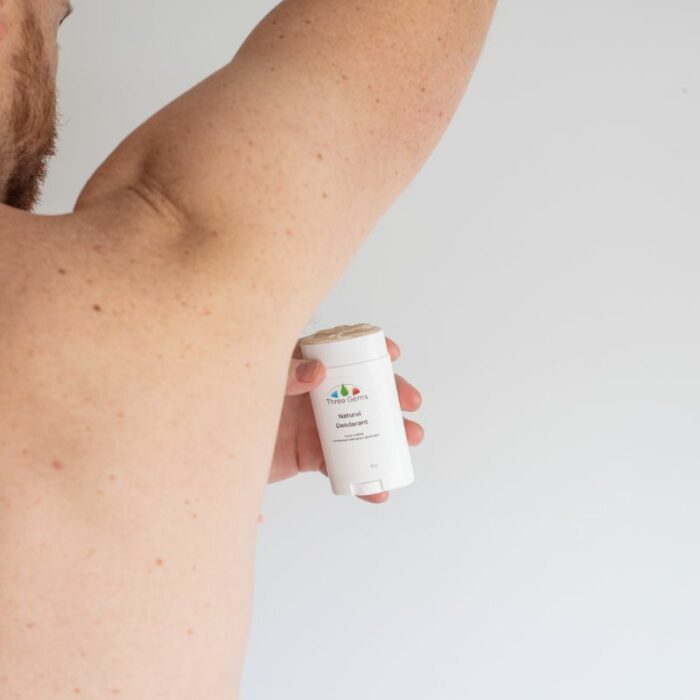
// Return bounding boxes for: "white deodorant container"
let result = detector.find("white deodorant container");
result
[299,323,415,496]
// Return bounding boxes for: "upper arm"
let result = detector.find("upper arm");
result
[76,0,496,328]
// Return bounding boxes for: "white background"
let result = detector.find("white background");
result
[41,2,700,698]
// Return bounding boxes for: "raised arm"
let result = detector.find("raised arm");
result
[0,2,496,698]
[78,0,496,334]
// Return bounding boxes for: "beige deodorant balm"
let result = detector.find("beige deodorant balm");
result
[299,323,415,496]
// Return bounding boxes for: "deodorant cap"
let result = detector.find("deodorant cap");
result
[299,323,387,368]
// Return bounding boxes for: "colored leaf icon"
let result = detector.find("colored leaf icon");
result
[340,384,349,397]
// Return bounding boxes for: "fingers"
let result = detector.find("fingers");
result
[385,335,400,361]
[403,416,425,446]
[358,491,390,504]
[395,373,422,411]
[285,358,326,396]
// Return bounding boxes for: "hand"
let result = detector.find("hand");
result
[268,335,424,504]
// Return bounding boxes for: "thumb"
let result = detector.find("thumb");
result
[286,359,326,396]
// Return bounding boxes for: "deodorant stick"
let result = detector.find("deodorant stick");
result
[299,323,415,497]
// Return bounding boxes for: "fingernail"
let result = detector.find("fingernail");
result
[297,360,321,383]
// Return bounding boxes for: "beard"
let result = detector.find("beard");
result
[3,9,58,211]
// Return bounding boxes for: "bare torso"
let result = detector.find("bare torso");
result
[0,201,302,697]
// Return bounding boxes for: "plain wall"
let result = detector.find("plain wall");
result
[41,1,700,698]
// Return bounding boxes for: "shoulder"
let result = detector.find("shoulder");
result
[0,195,299,410]
[0,195,190,339]
[0,191,291,332]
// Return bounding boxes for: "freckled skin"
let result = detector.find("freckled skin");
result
[0,0,495,698]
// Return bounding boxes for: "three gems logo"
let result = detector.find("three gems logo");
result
[329,383,362,399]
[326,383,368,404]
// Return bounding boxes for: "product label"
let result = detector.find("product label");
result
[324,383,380,442]
[305,354,413,494]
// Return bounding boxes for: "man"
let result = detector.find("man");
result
[0,0,495,696]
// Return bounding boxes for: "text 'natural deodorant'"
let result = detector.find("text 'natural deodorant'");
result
[299,323,415,497]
